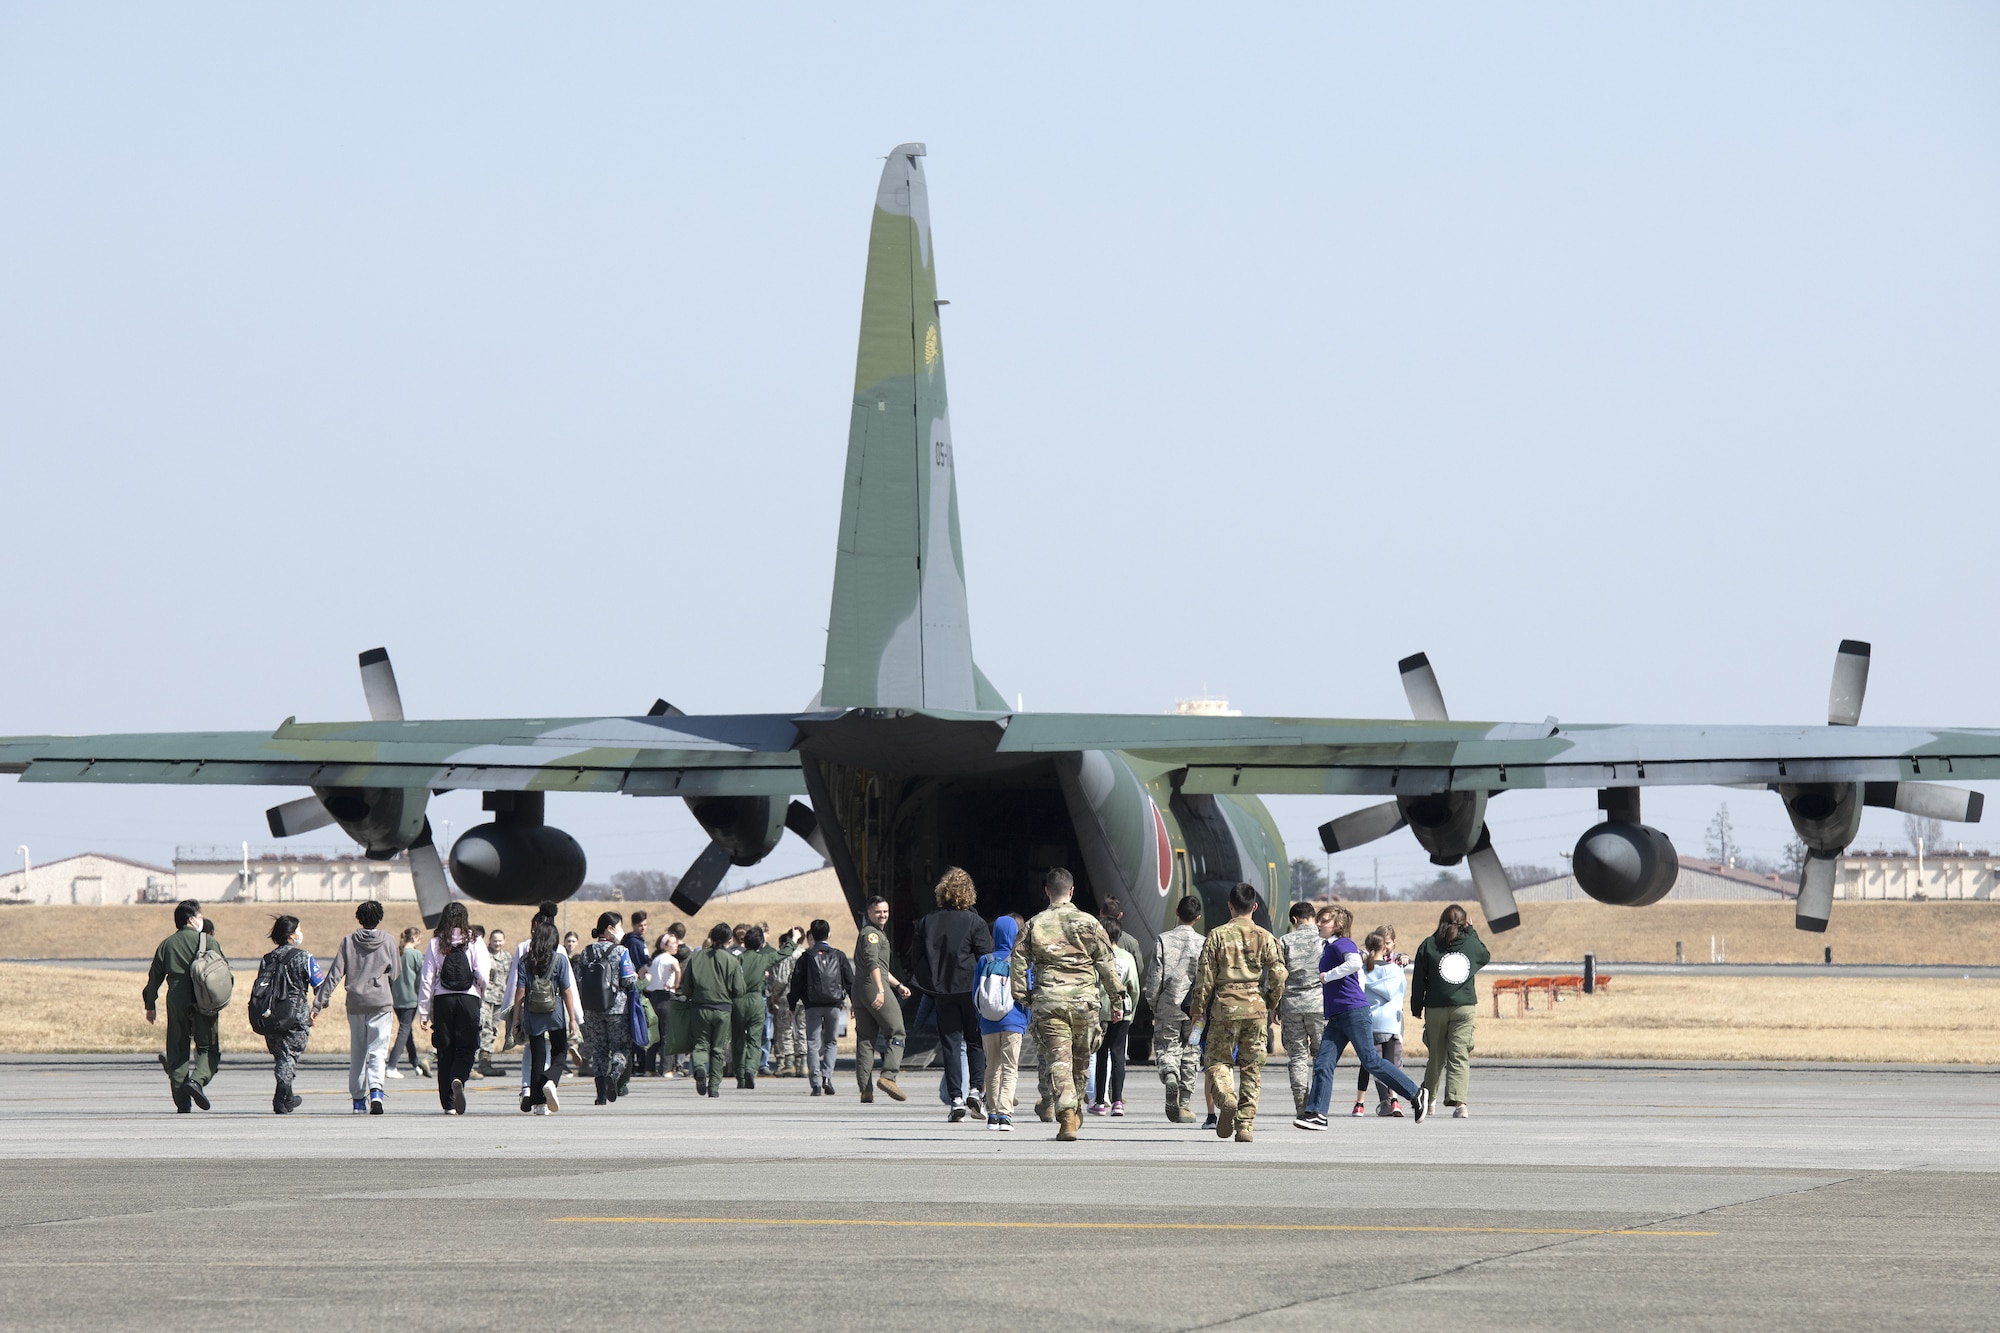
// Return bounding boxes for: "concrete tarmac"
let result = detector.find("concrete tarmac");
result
[1,1055,1995,1331]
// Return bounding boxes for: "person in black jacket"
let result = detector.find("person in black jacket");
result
[787,919,854,1096]
[913,867,994,1122]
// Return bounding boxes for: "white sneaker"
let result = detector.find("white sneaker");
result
[1452,1104,1471,1119]
[385,1068,403,1079]
[533,1105,550,1115]
[544,1083,560,1114]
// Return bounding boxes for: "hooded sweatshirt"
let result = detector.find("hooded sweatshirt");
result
[321,927,398,1013]
[1410,926,1490,1016]
[975,916,1030,1036]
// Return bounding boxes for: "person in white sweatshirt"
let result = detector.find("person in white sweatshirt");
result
[1357,929,1409,1117]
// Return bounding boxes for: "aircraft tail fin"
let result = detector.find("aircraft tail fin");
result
[821,144,994,712]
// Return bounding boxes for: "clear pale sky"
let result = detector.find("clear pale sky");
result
[3,4,1996,893]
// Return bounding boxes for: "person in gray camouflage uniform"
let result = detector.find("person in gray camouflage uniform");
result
[1146,894,1206,1123]
[764,929,807,1076]
[578,912,639,1105]
[476,928,510,1077]
[1277,900,1331,1115]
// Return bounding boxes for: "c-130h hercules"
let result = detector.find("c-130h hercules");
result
[3,144,1992,963]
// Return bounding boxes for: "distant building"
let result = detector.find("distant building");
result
[0,852,175,905]
[1511,852,2000,903]
[0,846,424,905]
[1834,850,1997,901]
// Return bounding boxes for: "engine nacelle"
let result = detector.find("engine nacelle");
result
[1573,822,1679,906]
[1400,790,1488,865]
[449,823,587,905]
[1778,782,1862,855]
[314,785,425,860]
[686,795,786,867]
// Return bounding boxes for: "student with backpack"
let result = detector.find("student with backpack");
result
[142,898,230,1113]
[251,914,326,1115]
[513,917,584,1114]
[786,918,853,1097]
[577,912,641,1105]
[313,899,399,1114]
[974,914,1030,1131]
[417,900,491,1114]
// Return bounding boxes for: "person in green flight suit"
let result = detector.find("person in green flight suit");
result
[678,922,746,1098]
[852,895,912,1103]
[142,898,223,1113]
[731,926,780,1089]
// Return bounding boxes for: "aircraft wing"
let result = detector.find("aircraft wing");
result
[0,713,808,798]
[994,713,2000,795]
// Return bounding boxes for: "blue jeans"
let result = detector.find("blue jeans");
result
[1304,1008,1419,1116]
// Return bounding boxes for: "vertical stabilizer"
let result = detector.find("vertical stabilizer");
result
[821,144,980,711]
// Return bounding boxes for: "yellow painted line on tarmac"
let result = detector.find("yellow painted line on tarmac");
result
[549,1216,1714,1237]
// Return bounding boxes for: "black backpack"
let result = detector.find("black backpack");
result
[806,945,848,1006]
[577,942,620,1013]
[439,940,474,992]
[248,946,307,1037]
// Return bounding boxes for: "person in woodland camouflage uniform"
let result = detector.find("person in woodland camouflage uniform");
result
[1277,901,1329,1115]
[1010,867,1120,1142]
[764,929,807,1076]
[1187,882,1286,1143]
[1146,894,1206,1123]
[476,928,510,1077]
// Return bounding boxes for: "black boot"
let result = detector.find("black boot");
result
[744,1071,756,1091]
[593,1077,609,1106]
[693,1067,709,1097]
[273,1081,293,1115]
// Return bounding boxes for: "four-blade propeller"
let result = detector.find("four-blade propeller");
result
[264,649,452,926]
[1317,653,1522,932]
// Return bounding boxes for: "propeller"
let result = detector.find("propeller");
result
[668,841,735,916]
[1316,652,1520,932]
[264,648,453,927]
[1792,640,1981,932]
[648,696,828,915]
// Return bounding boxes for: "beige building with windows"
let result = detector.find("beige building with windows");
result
[0,846,422,905]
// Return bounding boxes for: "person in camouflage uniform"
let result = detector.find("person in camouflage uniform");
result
[1146,893,1206,1123]
[1277,902,1330,1115]
[764,929,806,1076]
[476,928,510,1077]
[1187,882,1286,1143]
[1010,867,1120,1142]
[578,912,639,1105]
[257,914,326,1115]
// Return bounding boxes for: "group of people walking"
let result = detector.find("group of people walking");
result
[140,874,1491,1136]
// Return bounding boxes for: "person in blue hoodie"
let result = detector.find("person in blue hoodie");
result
[1294,904,1427,1130]
[974,913,1031,1132]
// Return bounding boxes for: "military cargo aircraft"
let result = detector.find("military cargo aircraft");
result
[2,144,1992,969]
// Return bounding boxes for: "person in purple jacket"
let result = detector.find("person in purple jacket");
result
[1292,904,1427,1130]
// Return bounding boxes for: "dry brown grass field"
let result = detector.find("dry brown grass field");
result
[5,964,1994,1063]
